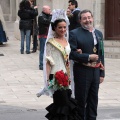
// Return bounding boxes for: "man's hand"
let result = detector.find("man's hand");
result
[89,54,98,61]
[100,77,104,83]
[76,49,82,54]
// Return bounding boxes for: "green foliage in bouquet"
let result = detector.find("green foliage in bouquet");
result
[48,70,70,91]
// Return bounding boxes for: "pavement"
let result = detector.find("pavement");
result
[0,22,120,120]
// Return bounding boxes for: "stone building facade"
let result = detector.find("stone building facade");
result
[0,0,105,39]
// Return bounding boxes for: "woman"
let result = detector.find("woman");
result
[0,20,8,45]
[18,0,38,54]
[37,9,81,120]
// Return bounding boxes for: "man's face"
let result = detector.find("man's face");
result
[80,12,93,29]
[45,7,51,14]
[67,9,71,15]
[68,2,75,11]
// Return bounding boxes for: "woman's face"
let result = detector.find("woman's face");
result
[55,21,67,37]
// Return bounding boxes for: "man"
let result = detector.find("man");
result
[28,0,38,53]
[69,9,105,120]
[38,5,52,70]
[68,0,80,31]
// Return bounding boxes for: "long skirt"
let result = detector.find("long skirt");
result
[0,20,7,43]
[45,89,82,120]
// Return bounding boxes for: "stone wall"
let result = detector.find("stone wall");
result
[0,0,10,21]
[93,0,105,36]
[0,0,16,21]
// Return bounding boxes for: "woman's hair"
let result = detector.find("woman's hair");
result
[51,19,66,31]
[19,0,31,10]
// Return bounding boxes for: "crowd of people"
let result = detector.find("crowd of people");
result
[1,0,105,120]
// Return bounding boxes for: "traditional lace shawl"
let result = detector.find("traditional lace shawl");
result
[36,9,75,98]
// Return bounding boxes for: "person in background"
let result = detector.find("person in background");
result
[29,0,38,53]
[66,8,71,17]
[0,19,8,45]
[38,5,52,70]
[68,0,81,31]
[69,9,105,120]
[18,0,38,54]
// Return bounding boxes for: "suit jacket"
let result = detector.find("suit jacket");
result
[69,27,105,77]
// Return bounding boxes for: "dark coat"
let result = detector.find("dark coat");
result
[18,8,38,30]
[69,27,105,77]
[38,12,52,36]
[68,9,81,31]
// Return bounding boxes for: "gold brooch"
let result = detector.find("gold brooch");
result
[93,46,97,53]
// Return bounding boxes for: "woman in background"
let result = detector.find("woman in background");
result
[0,20,8,45]
[18,0,38,54]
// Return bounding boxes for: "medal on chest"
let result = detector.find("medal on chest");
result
[93,46,97,53]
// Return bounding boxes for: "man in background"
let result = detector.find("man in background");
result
[68,0,81,31]
[38,5,52,70]
[29,0,38,53]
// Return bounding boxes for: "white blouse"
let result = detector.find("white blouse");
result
[46,41,71,74]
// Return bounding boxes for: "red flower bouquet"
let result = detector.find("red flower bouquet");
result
[48,70,70,90]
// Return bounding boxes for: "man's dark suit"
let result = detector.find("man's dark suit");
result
[69,27,105,120]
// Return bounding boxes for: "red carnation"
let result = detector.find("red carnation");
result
[55,70,70,89]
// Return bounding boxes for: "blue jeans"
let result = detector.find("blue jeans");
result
[20,29,31,52]
[39,37,46,68]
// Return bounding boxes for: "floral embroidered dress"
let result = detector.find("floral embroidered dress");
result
[45,38,81,120]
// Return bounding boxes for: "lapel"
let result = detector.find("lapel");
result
[94,30,104,56]
[94,30,101,55]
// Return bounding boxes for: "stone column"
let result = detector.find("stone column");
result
[93,0,105,36]
[14,0,21,40]
[10,0,16,21]
[0,0,10,21]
